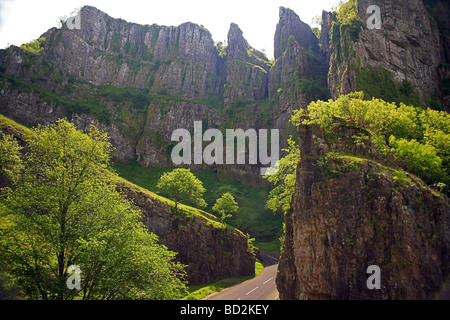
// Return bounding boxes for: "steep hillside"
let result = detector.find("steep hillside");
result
[0,114,255,285]
[0,5,330,184]
[1,0,450,301]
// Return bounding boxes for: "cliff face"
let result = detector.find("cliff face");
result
[224,23,270,105]
[274,7,320,60]
[118,181,255,284]
[0,5,330,184]
[42,6,223,99]
[277,121,450,300]
[322,0,449,107]
[269,7,330,145]
[0,6,227,169]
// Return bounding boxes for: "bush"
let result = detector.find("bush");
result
[297,92,450,192]
[20,37,45,54]
[389,136,444,184]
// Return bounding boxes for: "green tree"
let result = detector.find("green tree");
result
[0,119,187,300]
[212,192,239,223]
[157,168,207,212]
[0,133,23,184]
[335,0,361,25]
[388,136,444,184]
[264,137,300,215]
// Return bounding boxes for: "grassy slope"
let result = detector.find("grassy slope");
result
[1,113,270,299]
[0,113,238,233]
[112,160,283,245]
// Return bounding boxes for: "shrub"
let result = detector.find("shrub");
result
[298,92,449,192]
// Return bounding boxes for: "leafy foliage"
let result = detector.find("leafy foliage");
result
[157,168,207,212]
[264,136,300,215]
[335,0,360,24]
[0,119,187,300]
[388,136,444,183]
[0,134,23,184]
[296,92,450,192]
[20,37,46,54]
[212,193,239,223]
[334,0,365,41]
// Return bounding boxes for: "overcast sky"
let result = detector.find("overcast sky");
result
[0,0,336,59]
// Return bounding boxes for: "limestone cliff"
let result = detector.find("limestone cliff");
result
[277,119,450,300]
[268,7,330,151]
[322,0,449,108]
[42,6,223,99]
[118,181,255,284]
[0,5,329,185]
[224,23,270,105]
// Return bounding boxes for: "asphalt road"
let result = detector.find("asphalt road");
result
[204,252,280,300]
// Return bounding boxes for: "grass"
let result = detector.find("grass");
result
[1,112,282,251]
[112,159,284,243]
[0,113,240,233]
[253,239,281,255]
[0,114,32,134]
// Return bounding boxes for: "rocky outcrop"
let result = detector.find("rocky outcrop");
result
[223,23,270,105]
[276,121,450,300]
[118,182,255,284]
[0,5,328,185]
[42,6,223,100]
[274,7,320,60]
[269,7,330,149]
[323,0,447,105]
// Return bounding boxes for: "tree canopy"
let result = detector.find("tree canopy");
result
[20,37,45,54]
[0,119,187,300]
[212,192,239,223]
[157,168,207,212]
[264,136,300,215]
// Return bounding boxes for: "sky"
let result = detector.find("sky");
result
[0,0,336,59]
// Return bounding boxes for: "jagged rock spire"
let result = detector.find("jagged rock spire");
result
[274,6,320,59]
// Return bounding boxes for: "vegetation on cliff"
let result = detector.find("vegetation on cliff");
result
[157,168,207,213]
[20,37,45,55]
[294,92,449,193]
[267,91,449,231]
[264,136,300,215]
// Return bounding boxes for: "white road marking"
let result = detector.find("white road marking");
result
[246,286,259,295]
[263,277,274,285]
[265,255,279,263]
